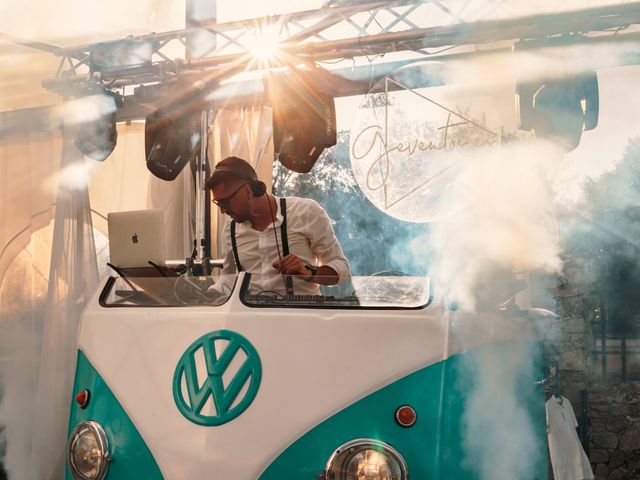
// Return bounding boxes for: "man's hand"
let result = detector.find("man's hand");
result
[273,254,312,279]
[273,255,339,285]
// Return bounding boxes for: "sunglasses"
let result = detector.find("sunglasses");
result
[212,183,247,209]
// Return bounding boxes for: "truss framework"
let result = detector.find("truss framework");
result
[37,0,640,94]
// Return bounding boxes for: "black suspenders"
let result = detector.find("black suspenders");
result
[230,197,289,272]
[279,197,289,257]
[278,198,294,295]
[230,220,242,272]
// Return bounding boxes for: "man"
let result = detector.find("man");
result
[205,156,350,295]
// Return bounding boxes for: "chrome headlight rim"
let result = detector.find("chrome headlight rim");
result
[67,420,111,480]
[324,437,409,480]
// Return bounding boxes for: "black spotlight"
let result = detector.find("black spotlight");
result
[74,86,123,162]
[145,107,201,181]
[517,71,599,151]
[267,71,337,173]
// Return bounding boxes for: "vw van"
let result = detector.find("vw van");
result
[65,270,547,479]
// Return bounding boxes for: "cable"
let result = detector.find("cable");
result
[106,262,139,292]
[256,290,285,299]
[409,43,462,56]
[148,260,179,278]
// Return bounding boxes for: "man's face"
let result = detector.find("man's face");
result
[212,181,250,222]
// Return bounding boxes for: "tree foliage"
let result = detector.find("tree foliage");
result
[572,136,640,335]
[272,130,428,276]
[584,137,640,214]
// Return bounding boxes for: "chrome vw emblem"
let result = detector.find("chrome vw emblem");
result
[172,330,262,426]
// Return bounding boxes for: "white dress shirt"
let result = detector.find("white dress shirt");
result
[546,395,594,480]
[220,196,350,295]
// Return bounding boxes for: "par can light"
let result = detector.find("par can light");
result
[73,86,122,162]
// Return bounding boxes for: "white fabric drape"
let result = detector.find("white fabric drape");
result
[208,106,274,257]
[0,132,61,281]
[0,130,62,479]
[88,122,150,237]
[147,163,195,261]
[0,111,225,479]
[0,127,98,479]
[27,132,99,479]
[0,224,52,480]
[89,122,195,262]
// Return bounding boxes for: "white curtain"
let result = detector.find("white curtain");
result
[147,163,195,261]
[0,132,61,280]
[208,106,274,257]
[0,222,53,480]
[89,122,195,262]
[27,132,99,479]
[0,110,239,478]
[88,122,150,237]
[0,126,99,479]
[0,130,61,479]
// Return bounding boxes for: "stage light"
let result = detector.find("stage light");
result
[514,39,599,151]
[517,71,599,151]
[73,86,122,162]
[267,69,337,173]
[145,107,201,181]
[141,79,214,181]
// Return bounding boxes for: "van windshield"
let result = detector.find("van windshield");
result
[100,273,237,307]
[241,274,431,309]
[100,273,431,309]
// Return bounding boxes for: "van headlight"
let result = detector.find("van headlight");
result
[323,438,408,480]
[67,421,111,480]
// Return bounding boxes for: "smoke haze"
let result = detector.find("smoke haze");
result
[371,57,640,479]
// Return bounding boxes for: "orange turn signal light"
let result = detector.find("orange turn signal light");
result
[76,390,90,409]
[395,405,417,427]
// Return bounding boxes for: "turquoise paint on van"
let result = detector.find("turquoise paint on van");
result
[260,341,547,480]
[66,350,163,480]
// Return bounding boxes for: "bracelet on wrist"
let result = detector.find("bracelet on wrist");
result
[304,264,318,282]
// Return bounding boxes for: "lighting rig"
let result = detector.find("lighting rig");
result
[3,0,640,170]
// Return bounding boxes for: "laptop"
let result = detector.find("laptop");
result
[107,209,166,269]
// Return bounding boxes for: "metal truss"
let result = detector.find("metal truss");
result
[38,0,640,94]
[44,0,447,89]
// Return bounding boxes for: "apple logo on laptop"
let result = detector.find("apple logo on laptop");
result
[132,233,139,244]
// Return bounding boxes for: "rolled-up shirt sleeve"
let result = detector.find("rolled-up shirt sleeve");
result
[304,200,351,283]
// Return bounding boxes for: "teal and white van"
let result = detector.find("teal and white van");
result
[65,270,547,479]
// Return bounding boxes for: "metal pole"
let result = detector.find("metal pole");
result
[621,334,627,382]
[602,255,608,382]
[579,389,589,456]
[203,112,212,260]
[193,110,208,262]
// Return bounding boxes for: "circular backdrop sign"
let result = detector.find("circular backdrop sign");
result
[350,66,503,223]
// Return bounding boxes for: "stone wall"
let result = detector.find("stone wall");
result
[543,256,640,480]
[587,384,640,480]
